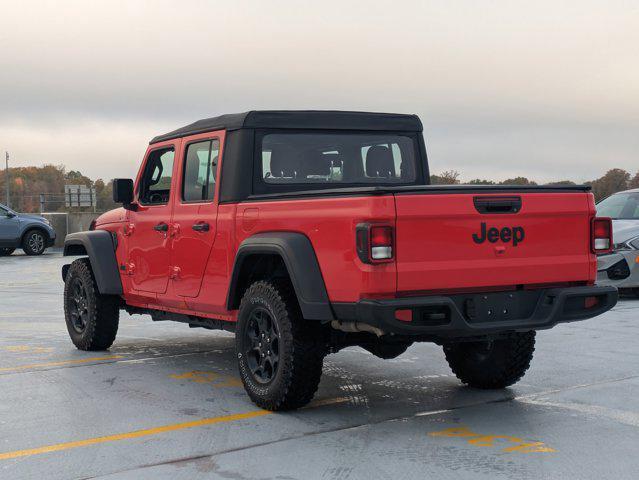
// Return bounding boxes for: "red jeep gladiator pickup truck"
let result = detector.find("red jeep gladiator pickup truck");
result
[62,110,617,410]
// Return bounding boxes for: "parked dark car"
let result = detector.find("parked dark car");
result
[0,203,56,256]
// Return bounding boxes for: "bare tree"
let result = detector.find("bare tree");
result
[430,170,460,185]
[546,180,576,186]
[499,177,537,186]
[467,179,496,185]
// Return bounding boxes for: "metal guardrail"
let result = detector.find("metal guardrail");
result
[15,192,97,214]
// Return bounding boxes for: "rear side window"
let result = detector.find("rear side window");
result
[259,133,417,187]
[139,147,175,205]
[182,139,220,202]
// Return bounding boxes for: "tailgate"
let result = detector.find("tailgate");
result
[394,192,594,293]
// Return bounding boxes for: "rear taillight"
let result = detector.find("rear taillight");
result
[592,217,613,254]
[356,223,394,263]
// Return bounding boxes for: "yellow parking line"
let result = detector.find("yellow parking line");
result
[0,396,352,461]
[0,355,123,373]
[0,410,271,461]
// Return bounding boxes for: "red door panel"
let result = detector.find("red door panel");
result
[128,206,172,294]
[171,203,218,297]
[127,142,179,295]
[170,132,224,298]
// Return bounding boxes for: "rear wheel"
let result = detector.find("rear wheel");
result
[64,258,120,350]
[443,331,535,389]
[620,288,639,298]
[236,280,325,411]
[22,229,47,255]
[0,248,15,256]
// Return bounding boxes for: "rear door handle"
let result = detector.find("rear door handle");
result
[153,223,169,232]
[192,222,210,232]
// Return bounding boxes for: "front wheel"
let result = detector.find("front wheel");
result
[64,258,120,350]
[443,331,535,389]
[236,280,325,411]
[22,229,47,255]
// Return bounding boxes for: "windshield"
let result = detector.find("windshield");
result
[596,192,639,219]
[257,132,419,193]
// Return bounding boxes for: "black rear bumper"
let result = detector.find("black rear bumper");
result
[332,286,618,340]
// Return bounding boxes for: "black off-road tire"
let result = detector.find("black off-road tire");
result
[443,331,535,389]
[22,229,47,255]
[64,258,120,351]
[620,288,639,299]
[0,248,15,256]
[236,279,325,411]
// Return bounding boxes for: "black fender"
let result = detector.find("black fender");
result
[63,230,123,295]
[226,232,334,321]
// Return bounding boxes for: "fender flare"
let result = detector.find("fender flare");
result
[63,230,123,295]
[227,232,334,321]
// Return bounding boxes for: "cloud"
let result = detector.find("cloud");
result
[0,118,164,180]
[1,0,638,182]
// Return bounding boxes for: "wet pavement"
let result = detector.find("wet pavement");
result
[1,251,638,479]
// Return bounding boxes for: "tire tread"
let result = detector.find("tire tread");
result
[64,258,119,351]
[237,279,324,411]
[444,331,535,389]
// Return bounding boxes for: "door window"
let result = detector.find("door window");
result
[182,139,220,202]
[139,147,175,205]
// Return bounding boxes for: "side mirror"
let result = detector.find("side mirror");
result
[113,178,134,207]
[6,211,16,218]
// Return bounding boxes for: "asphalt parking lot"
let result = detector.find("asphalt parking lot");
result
[1,252,638,479]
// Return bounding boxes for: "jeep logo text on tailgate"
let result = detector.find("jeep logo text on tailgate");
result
[472,222,525,246]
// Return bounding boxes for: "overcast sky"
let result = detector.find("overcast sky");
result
[1,0,638,182]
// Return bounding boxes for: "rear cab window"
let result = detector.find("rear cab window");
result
[254,131,421,195]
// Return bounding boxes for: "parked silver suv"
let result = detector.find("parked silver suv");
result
[0,203,56,256]
[596,189,639,293]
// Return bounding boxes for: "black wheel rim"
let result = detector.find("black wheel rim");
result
[244,307,280,384]
[68,278,89,333]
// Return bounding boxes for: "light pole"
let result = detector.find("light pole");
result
[4,152,9,208]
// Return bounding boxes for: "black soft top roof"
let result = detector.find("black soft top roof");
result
[150,110,423,144]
